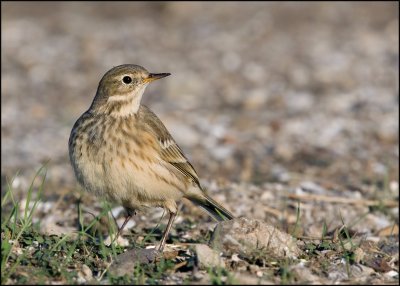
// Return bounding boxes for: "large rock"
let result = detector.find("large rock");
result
[109,249,159,276]
[209,217,301,259]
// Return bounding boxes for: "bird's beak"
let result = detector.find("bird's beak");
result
[144,73,171,83]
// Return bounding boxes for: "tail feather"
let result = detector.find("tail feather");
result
[188,194,234,221]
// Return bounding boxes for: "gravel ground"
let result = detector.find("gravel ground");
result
[2,2,399,285]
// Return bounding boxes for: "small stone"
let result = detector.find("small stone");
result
[248,264,260,274]
[342,240,354,251]
[384,270,398,278]
[79,264,93,282]
[116,217,136,230]
[328,263,375,282]
[110,206,125,217]
[353,247,365,263]
[231,253,241,262]
[39,216,77,238]
[193,271,205,281]
[290,264,321,284]
[222,51,241,72]
[377,224,399,237]
[389,181,399,193]
[232,273,266,285]
[104,235,129,247]
[195,244,225,269]
[109,248,159,276]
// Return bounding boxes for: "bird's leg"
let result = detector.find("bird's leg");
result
[113,209,136,244]
[158,211,177,252]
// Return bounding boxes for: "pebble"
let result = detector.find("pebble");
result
[195,244,225,269]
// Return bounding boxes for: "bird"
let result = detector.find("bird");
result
[68,64,234,251]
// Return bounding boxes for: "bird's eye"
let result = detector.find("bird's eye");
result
[122,76,132,84]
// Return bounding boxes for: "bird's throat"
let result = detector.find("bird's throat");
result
[105,85,147,117]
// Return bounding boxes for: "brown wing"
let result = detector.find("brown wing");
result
[139,105,201,188]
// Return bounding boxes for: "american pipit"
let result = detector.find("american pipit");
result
[69,64,234,251]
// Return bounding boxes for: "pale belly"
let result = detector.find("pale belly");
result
[71,138,186,213]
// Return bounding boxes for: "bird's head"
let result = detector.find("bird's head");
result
[91,64,170,116]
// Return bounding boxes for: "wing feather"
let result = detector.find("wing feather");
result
[139,105,201,187]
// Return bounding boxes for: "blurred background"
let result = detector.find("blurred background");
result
[2,2,398,193]
[2,4,398,283]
